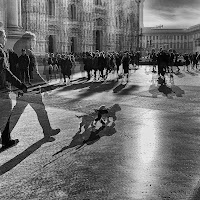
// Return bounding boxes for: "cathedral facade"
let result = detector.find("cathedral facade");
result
[0,0,139,56]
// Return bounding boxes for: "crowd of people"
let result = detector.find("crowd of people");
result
[6,48,37,86]
[41,51,141,85]
[148,47,200,85]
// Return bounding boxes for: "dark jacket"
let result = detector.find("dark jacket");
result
[0,46,24,91]
[18,54,30,70]
[29,54,36,71]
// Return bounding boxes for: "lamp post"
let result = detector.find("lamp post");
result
[135,0,141,51]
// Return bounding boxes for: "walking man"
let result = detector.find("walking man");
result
[0,29,27,149]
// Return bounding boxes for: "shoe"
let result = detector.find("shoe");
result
[50,129,60,136]
[2,139,19,149]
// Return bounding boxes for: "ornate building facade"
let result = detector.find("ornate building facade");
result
[0,0,139,56]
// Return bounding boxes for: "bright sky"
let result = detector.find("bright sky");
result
[143,0,200,28]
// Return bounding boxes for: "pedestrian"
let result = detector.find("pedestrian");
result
[183,53,190,71]
[157,47,168,84]
[168,49,174,73]
[18,49,31,85]
[57,54,63,82]
[8,49,19,78]
[51,53,58,80]
[42,53,51,82]
[0,29,28,149]
[70,54,76,80]
[150,48,157,73]
[193,52,199,70]
[48,53,53,81]
[121,52,130,84]
[174,52,180,72]
[65,55,73,85]
[115,53,122,78]
[28,49,36,80]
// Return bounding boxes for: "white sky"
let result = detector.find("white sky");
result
[143,0,200,28]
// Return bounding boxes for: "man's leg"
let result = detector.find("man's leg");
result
[30,100,60,138]
[0,94,15,147]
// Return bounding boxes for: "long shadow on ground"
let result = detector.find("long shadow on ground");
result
[0,85,61,176]
[63,80,119,103]
[185,71,199,76]
[113,84,140,95]
[53,104,121,156]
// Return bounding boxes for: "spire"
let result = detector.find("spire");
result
[140,0,145,28]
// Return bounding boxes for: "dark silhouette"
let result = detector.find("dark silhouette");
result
[0,86,60,175]
[149,73,185,98]
[53,104,121,156]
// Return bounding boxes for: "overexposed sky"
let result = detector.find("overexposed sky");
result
[143,0,200,28]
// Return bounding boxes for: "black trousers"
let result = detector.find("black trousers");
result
[19,68,30,83]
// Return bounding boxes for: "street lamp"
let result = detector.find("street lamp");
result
[135,0,141,51]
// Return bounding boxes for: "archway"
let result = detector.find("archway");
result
[96,30,102,51]
[71,37,76,53]
[48,35,54,53]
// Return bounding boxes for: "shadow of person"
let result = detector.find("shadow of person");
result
[171,85,185,97]
[113,84,126,93]
[0,90,60,176]
[185,71,199,76]
[173,71,185,78]
[53,104,121,156]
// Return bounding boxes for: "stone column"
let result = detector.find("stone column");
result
[7,0,18,28]
[5,0,24,50]
[18,0,22,27]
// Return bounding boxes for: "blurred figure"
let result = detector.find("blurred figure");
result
[8,49,19,78]
[0,29,27,149]
[18,49,31,85]
[150,48,157,73]
[121,52,130,84]
[42,53,50,82]
[28,49,36,80]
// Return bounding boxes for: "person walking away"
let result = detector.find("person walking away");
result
[115,53,121,79]
[42,53,51,82]
[157,48,168,85]
[60,54,68,83]
[174,52,180,72]
[193,52,199,70]
[51,53,58,80]
[0,29,27,149]
[18,49,31,85]
[57,54,63,82]
[48,53,53,82]
[183,53,190,71]
[8,49,19,78]
[70,54,76,80]
[150,48,157,73]
[92,53,99,81]
[168,49,174,73]
[28,49,36,81]
[65,55,73,85]
[98,52,105,80]
[121,52,130,84]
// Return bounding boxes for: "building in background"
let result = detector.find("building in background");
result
[142,25,200,55]
[0,0,138,56]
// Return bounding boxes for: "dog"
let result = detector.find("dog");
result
[76,104,121,132]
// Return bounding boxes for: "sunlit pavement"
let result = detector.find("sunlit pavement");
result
[1,66,200,199]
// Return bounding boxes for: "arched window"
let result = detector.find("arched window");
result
[48,0,55,16]
[71,4,76,20]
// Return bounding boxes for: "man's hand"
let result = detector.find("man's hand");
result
[21,83,28,93]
